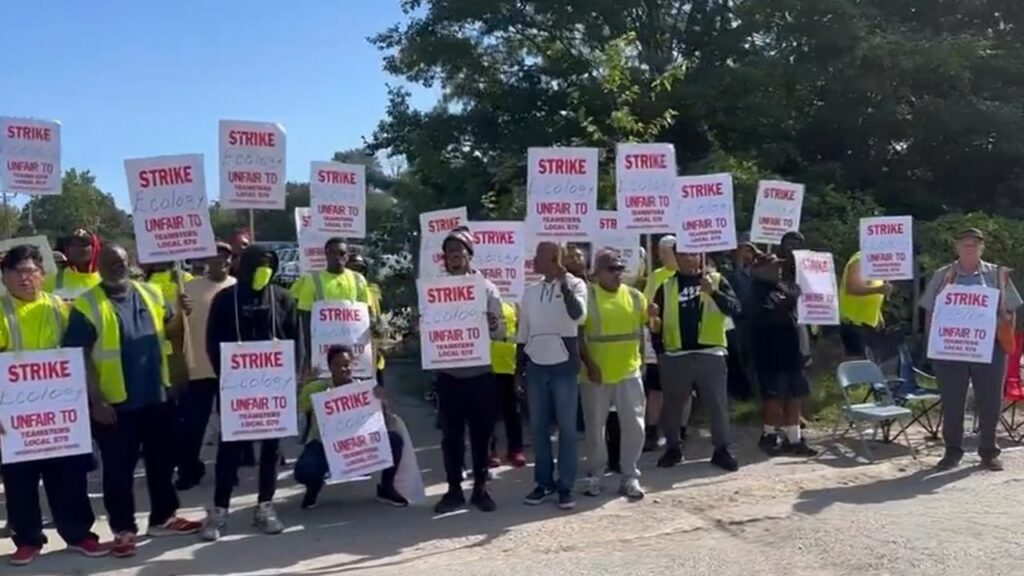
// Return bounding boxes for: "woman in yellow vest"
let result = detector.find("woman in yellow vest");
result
[0,245,111,566]
[490,300,525,467]
[838,251,891,359]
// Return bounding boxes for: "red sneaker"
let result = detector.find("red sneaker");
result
[488,452,502,468]
[9,545,41,566]
[507,451,527,468]
[111,532,137,558]
[146,517,202,537]
[67,537,111,558]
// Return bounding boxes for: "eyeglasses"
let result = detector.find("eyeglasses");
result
[7,267,42,277]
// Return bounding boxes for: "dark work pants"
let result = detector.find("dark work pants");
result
[436,372,497,490]
[3,454,96,548]
[492,374,524,454]
[293,433,404,491]
[174,378,218,483]
[214,439,280,508]
[95,402,180,534]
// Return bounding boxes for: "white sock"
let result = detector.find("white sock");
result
[763,425,776,436]
[784,426,801,443]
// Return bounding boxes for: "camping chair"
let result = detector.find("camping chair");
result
[886,343,943,440]
[1000,333,1024,443]
[832,360,917,461]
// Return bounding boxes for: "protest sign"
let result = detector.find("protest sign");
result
[295,207,327,274]
[219,341,298,442]
[418,275,491,369]
[793,250,839,325]
[751,180,804,245]
[218,120,286,210]
[675,173,737,252]
[593,211,642,281]
[418,207,467,279]
[0,117,61,195]
[126,154,216,264]
[310,162,366,238]
[526,147,598,239]
[469,221,526,301]
[312,380,393,482]
[859,216,913,281]
[927,285,999,363]
[0,349,91,463]
[615,143,677,233]
[311,301,374,378]
[0,236,57,298]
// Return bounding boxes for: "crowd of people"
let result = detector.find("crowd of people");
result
[0,222,1018,567]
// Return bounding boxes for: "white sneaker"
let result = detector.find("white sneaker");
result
[583,476,602,497]
[620,478,645,501]
[253,502,284,535]
[201,507,228,542]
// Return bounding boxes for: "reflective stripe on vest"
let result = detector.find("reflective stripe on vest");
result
[1,294,65,351]
[586,284,642,343]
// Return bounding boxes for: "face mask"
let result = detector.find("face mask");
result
[251,266,273,290]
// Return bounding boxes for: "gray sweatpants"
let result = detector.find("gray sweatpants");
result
[933,348,1007,457]
[658,353,730,451]
[580,376,646,480]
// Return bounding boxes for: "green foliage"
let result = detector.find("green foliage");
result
[19,170,133,246]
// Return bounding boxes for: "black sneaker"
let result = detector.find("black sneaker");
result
[656,447,683,468]
[376,484,409,508]
[711,448,739,472]
[758,433,781,455]
[470,487,497,512]
[524,486,555,505]
[935,451,963,471]
[980,455,1004,472]
[781,439,818,457]
[642,427,659,452]
[557,490,576,510]
[433,489,466,514]
[301,484,323,510]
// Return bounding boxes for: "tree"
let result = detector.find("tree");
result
[20,169,133,245]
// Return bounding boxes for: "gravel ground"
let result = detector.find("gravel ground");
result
[7,392,1024,576]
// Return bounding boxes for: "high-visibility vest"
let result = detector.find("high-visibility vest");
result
[661,272,728,350]
[644,266,676,301]
[584,284,645,384]
[148,269,194,312]
[0,293,66,351]
[73,282,171,404]
[491,301,518,375]
[312,270,368,303]
[44,268,101,300]
[838,252,884,327]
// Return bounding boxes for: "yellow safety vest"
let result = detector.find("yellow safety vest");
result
[298,270,369,312]
[491,301,518,375]
[73,282,171,404]
[147,269,194,311]
[584,284,645,384]
[838,252,884,327]
[644,266,676,301]
[44,268,101,300]
[0,293,67,351]
[661,273,728,350]
[368,282,386,371]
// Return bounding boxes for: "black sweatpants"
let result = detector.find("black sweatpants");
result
[2,454,96,548]
[214,439,280,508]
[492,374,524,454]
[95,402,180,534]
[174,378,218,483]
[436,372,497,490]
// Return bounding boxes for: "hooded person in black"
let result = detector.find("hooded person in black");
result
[202,245,304,540]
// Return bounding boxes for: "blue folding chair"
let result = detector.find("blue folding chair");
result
[888,343,942,440]
[832,361,917,461]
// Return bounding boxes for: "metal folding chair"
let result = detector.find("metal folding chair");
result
[832,360,917,461]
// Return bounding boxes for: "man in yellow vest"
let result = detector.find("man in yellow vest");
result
[62,244,201,558]
[649,250,742,471]
[295,238,372,376]
[346,253,387,385]
[579,251,648,500]
[838,251,892,359]
[0,245,110,566]
[45,229,101,301]
[490,299,525,467]
[144,262,195,313]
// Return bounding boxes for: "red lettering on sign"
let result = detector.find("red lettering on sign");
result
[227,130,276,147]
[318,307,363,323]
[801,259,830,274]
[681,182,724,198]
[316,170,358,186]
[138,166,194,188]
[867,223,904,235]
[426,285,476,304]
[623,154,668,170]
[625,196,655,208]
[7,360,71,383]
[944,292,990,307]
[763,187,795,200]
[230,351,285,370]
[537,158,587,175]
[324,390,371,415]
[6,125,52,141]
[473,230,515,245]
[537,202,571,215]
[428,217,460,234]
[144,216,186,232]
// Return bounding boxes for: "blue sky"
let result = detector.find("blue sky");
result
[0,1,438,209]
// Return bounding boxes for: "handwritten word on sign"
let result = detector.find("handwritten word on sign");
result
[218,120,286,210]
[859,216,913,281]
[0,349,91,464]
[0,117,61,196]
[794,250,839,325]
[126,154,217,264]
[312,380,393,482]
[418,275,491,369]
[219,341,298,442]
[295,207,327,274]
[675,173,738,252]
[526,147,598,239]
[310,161,367,239]
[311,301,374,378]
[469,221,526,301]
[593,211,642,282]
[751,180,805,245]
[616,143,677,233]
[418,207,467,279]
[927,285,999,363]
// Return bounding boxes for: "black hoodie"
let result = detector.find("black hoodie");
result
[206,246,304,377]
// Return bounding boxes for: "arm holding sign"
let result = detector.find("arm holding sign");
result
[62,308,116,425]
[845,259,891,296]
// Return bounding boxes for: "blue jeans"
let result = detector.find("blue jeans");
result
[526,364,579,493]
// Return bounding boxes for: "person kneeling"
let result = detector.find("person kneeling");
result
[294,345,408,509]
